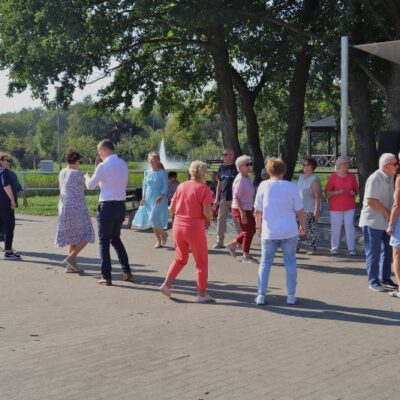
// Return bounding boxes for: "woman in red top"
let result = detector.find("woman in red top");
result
[325,156,359,255]
[160,161,214,303]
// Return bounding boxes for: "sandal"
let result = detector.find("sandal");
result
[65,263,80,273]
[97,278,112,286]
[160,283,172,298]
[227,243,237,258]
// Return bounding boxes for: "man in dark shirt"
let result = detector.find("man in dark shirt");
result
[0,154,20,260]
[212,148,241,248]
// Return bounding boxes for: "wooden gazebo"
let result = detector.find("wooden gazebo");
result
[305,116,354,167]
[305,116,339,157]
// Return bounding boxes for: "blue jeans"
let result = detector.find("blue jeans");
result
[258,236,298,296]
[362,226,392,287]
[97,201,130,280]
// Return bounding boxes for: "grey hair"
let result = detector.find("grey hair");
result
[379,153,396,170]
[335,156,350,169]
[189,160,207,181]
[235,155,251,171]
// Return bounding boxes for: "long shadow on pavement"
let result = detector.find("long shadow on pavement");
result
[133,276,400,326]
[18,252,400,326]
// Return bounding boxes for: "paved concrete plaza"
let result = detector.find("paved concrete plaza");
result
[1,215,399,400]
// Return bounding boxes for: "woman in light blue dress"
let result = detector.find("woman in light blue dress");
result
[133,152,169,248]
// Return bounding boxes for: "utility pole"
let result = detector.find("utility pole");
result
[57,109,61,170]
[340,36,349,157]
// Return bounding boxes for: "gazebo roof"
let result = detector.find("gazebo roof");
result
[305,115,352,130]
[305,116,336,129]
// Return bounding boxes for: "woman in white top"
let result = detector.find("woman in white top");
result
[297,157,321,255]
[254,158,305,305]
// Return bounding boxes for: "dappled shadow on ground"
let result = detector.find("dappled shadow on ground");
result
[19,251,152,276]
[18,251,398,326]
[132,275,400,326]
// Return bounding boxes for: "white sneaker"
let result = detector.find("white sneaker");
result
[196,294,214,303]
[369,284,385,292]
[241,257,258,264]
[287,295,296,305]
[349,250,357,256]
[255,294,265,305]
[330,249,338,255]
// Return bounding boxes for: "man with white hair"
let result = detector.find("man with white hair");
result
[359,153,399,292]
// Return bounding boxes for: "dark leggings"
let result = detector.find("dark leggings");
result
[0,206,15,251]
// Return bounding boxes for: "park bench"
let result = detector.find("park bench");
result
[123,188,142,229]
[206,159,222,169]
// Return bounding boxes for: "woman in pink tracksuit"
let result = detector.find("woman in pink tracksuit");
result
[160,161,214,303]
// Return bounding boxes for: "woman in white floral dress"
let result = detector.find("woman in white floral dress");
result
[55,151,95,272]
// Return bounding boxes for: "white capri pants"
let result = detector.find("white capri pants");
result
[330,209,355,251]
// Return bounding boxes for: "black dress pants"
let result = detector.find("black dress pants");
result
[0,206,15,251]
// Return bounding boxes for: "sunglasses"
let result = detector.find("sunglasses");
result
[242,163,252,167]
[387,162,398,166]
[1,159,10,162]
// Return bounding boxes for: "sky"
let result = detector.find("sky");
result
[0,69,139,114]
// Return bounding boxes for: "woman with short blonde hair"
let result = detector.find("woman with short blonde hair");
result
[160,161,214,303]
[189,161,207,181]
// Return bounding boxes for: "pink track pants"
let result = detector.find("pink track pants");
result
[166,224,208,293]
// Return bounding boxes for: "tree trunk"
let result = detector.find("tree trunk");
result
[206,25,242,157]
[349,64,378,193]
[281,0,319,180]
[231,69,264,182]
[347,0,378,195]
[282,45,312,180]
[387,63,400,131]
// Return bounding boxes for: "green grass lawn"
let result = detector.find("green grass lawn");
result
[16,194,99,217]
[15,168,358,217]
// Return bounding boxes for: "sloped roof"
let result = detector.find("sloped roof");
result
[305,116,336,129]
[354,40,400,65]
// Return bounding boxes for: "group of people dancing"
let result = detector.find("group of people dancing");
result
[3,140,400,302]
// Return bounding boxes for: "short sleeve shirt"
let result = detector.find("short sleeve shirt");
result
[172,180,213,228]
[217,164,238,202]
[254,179,303,240]
[232,173,255,210]
[325,172,358,211]
[0,167,12,206]
[359,169,394,230]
